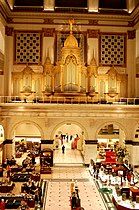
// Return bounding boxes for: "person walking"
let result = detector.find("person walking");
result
[0,199,5,210]
[62,145,65,154]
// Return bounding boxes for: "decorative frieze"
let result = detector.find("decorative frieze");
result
[43,18,54,24]
[127,30,136,39]
[88,20,99,25]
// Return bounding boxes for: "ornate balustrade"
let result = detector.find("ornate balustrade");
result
[0,96,139,105]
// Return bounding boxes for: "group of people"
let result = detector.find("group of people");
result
[3,156,16,167]
[22,179,42,204]
[3,156,16,178]
[22,154,36,168]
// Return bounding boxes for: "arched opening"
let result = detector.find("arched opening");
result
[96,123,126,161]
[0,125,4,164]
[53,122,86,165]
[12,122,42,166]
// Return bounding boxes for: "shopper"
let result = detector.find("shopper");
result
[62,145,65,154]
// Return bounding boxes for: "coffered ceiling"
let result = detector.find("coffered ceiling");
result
[0,0,139,27]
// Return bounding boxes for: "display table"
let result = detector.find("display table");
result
[0,182,15,193]
[0,194,35,208]
[10,172,31,182]
[130,187,139,201]
[112,189,139,210]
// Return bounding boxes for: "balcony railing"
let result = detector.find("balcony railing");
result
[0,96,139,105]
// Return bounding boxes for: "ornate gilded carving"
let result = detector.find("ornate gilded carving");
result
[11,21,128,101]
[107,67,117,90]
[128,21,134,27]
[20,65,35,96]
[43,18,54,24]
[42,28,55,37]
[88,20,98,25]
[5,26,13,36]
[127,30,136,39]
[87,29,99,38]
[7,17,13,23]
[43,54,54,95]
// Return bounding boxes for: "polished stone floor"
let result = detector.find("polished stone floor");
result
[42,148,107,210]
[54,148,84,166]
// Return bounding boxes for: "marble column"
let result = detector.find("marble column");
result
[3,139,13,162]
[43,0,54,11]
[127,30,136,97]
[125,140,139,166]
[41,140,54,151]
[4,27,14,97]
[129,141,139,166]
[88,0,98,12]
[42,28,55,64]
[84,140,98,166]
[87,29,99,65]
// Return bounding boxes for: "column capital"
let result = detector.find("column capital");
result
[41,140,54,144]
[5,26,14,36]
[85,140,98,144]
[125,140,139,146]
[3,139,13,145]
[125,140,133,145]
[42,28,55,37]
[127,30,136,39]
[87,29,99,38]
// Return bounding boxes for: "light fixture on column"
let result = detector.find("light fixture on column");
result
[88,0,98,12]
[43,0,54,11]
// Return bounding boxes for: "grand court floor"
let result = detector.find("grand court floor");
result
[42,148,108,210]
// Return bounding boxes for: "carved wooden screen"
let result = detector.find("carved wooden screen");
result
[14,31,42,64]
[99,33,126,67]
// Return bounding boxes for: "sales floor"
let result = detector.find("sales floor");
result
[4,148,109,210]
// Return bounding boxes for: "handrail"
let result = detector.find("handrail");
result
[0,96,139,105]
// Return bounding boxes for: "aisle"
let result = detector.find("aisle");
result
[54,148,84,166]
[43,167,107,210]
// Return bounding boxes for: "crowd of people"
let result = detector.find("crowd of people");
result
[22,179,42,204]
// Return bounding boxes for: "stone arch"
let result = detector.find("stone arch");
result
[50,120,88,140]
[9,120,44,140]
[95,121,127,140]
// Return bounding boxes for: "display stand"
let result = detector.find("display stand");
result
[40,149,53,174]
